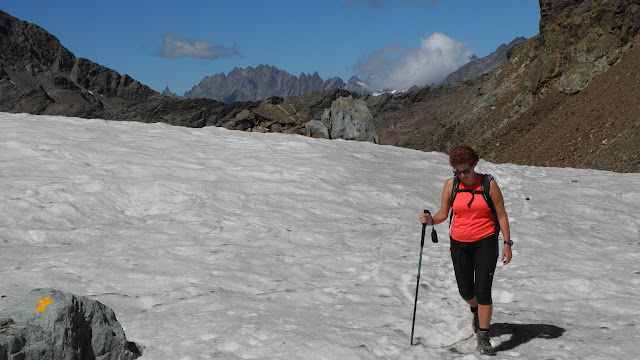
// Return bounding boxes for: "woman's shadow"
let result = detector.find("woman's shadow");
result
[491,322,566,352]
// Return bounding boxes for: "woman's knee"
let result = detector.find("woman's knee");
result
[476,292,492,305]
[459,288,476,301]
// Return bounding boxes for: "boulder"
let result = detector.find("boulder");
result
[305,120,329,139]
[230,109,259,131]
[321,96,379,143]
[0,288,141,360]
[253,103,304,125]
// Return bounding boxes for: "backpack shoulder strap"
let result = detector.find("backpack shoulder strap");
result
[451,176,461,203]
[449,176,461,228]
[481,174,500,233]
[481,174,495,211]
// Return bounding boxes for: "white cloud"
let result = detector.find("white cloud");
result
[356,32,473,90]
[158,31,239,59]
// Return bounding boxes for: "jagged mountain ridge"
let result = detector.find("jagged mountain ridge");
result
[182,65,372,102]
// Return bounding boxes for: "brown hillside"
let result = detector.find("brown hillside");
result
[486,45,640,173]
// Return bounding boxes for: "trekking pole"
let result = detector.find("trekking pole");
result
[411,209,432,345]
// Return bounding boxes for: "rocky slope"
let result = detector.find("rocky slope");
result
[0,9,154,118]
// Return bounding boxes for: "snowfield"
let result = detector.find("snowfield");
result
[1,112,639,359]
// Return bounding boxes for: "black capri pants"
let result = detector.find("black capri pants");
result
[450,233,499,305]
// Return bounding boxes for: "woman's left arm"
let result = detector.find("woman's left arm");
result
[490,179,512,264]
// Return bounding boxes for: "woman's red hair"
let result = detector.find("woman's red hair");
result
[449,145,479,167]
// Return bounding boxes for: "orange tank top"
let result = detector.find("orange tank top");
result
[450,174,496,242]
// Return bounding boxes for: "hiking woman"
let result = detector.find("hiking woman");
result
[420,145,512,356]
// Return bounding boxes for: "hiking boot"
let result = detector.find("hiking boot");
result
[476,330,495,356]
[472,310,479,333]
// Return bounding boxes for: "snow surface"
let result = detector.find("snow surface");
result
[1,112,639,359]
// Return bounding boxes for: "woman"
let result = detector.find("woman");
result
[420,145,512,356]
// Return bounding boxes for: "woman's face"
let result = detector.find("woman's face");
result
[453,163,475,181]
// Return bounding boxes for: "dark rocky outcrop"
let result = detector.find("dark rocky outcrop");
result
[527,0,640,96]
[0,288,141,360]
[0,10,154,118]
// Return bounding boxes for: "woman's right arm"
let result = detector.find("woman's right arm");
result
[420,178,453,225]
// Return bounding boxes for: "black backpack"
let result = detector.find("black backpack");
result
[449,174,499,233]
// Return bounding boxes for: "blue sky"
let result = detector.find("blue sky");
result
[3,0,540,95]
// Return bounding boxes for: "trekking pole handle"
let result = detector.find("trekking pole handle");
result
[420,210,429,247]
[424,209,438,243]
[423,209,431,227]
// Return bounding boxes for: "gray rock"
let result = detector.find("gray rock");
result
[305,120,329,139]
[320,108,332,129]
[270,123,283,132]
[0,288,141,360]
[322,97,379,143]
[558,63,600,95]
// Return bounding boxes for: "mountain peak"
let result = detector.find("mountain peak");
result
[162,86,179,99]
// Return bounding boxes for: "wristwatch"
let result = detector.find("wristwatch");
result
[504,240,513,246]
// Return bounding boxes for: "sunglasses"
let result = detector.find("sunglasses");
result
[453,168,471,176]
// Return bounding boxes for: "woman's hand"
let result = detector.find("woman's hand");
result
[419,212,433,225]
[501,244,512,265]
